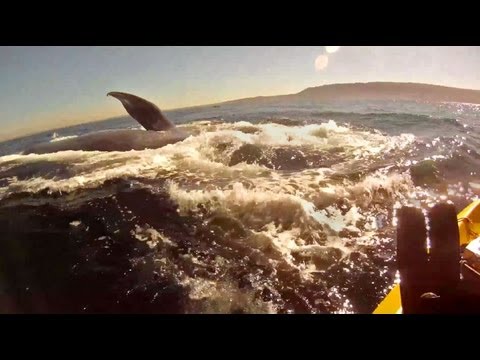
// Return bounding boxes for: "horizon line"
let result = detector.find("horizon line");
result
[2,80,479,143]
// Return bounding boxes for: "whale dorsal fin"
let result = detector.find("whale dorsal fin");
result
[107,91,175,131]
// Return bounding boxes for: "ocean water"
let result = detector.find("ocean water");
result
[1,100,479,314]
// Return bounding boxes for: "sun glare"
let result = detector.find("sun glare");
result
[315,55,329,71]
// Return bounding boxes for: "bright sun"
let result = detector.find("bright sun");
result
[325,46,340,54]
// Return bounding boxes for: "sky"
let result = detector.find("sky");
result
[1,46,480,140]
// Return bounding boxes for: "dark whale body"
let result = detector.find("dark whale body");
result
[23,92,189,155]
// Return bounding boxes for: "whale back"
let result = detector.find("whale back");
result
[22,92,186,154]
[23,129,188,154]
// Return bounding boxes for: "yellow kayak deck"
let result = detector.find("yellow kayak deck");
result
[373,199,480,314]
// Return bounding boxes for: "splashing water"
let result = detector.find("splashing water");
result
[1,100,479,313]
